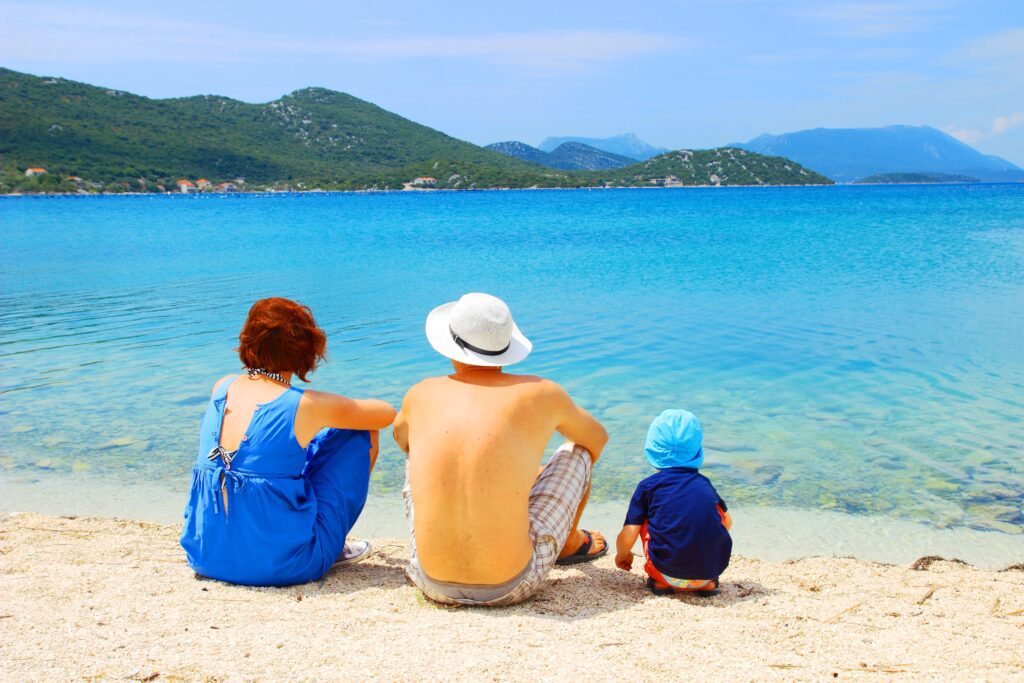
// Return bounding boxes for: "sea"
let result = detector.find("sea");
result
[2,185,1022,567]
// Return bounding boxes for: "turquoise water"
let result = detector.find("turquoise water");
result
[1,186,1022,536]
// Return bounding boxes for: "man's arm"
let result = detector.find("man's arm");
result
[615,524,642,570]
[392,390,412,454]
[550,382,607,463]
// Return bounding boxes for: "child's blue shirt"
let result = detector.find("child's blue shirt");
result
[625,467,732,579]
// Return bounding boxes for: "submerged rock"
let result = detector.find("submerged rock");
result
[704,441,757,453]
[100,437,138,449]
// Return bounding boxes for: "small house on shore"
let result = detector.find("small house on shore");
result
[214,182,237,193]
[25,167,47,177]
[177,179,196,194]
[411,176,437,187]
[196,179,212,190]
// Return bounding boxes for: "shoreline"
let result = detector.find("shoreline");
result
[4,475,1022,571]
[8,181,974,198]
[6,178,1024,198]
[2,511,1022,680]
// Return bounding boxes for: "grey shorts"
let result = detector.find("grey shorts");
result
[403,442,592,606]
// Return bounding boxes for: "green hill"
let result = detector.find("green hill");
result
[594,147,832,186]
[0,67,563,192]
[854,172,979,184]
[0,68,831,192]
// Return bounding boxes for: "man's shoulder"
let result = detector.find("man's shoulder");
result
[402,376,446,398]
[502,375,575,411]
[505,374,567,397]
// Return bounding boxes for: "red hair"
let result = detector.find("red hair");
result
[237,298,326,382]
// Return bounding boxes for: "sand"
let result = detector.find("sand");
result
[1,513,1022,682]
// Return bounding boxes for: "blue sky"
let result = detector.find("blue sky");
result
[2,0,1023,164]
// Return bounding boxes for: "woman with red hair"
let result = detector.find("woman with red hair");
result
[180,297,396,586]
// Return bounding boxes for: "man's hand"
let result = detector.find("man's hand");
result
[615,551,634,571]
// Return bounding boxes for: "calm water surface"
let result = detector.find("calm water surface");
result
[1,186,1022,536]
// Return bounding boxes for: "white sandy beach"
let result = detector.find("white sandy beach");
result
[2,512,1022,681]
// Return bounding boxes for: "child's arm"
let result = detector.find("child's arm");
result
[615,524,642,570]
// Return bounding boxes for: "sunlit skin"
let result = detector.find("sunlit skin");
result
[393,360,608,585]
[213,371,395,471]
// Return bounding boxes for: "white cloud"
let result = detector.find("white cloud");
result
[947,27,1024,87]
[957,27,1024,62]
[943,112,1024,147]
[992,112,1024,135]
[942,125,983,145]
[0,2,681,70]
[798,1,944,38]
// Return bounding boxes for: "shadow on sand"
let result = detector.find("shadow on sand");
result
[195,542,772,622]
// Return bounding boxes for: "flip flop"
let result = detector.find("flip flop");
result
[555,530,608,565]
[646,577,675,596]
[692,578,721,597]
[334,540,373,567]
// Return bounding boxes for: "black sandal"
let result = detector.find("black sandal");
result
[555,530,608,565]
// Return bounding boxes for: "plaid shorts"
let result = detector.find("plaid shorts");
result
[404,442,592,606]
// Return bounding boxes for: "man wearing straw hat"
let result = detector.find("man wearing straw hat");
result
[394,293,609,606]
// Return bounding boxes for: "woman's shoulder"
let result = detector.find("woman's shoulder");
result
[298,387,351,410]
[300,387,343,401]
[210,374,237,397]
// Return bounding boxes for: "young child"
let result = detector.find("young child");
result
[615,409,733,595]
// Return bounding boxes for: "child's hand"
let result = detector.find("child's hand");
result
[615,551,634,571]
[615,524,641,571]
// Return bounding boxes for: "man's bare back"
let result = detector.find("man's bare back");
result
[394,362,607,585]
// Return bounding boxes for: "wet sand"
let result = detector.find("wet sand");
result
[2,512,1022,681]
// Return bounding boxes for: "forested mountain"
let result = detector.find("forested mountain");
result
[0,67,560,191]
[0,68,830,192]
[593,147,832,186]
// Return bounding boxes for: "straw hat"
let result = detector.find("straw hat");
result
[425,293,532,367]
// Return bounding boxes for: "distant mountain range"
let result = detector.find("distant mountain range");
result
[485,140,636,170]
[539,133,669,161]
[735,126,1024,182]
[0,68,829,192]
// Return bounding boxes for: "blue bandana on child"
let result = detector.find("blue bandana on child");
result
[644,409,704,470]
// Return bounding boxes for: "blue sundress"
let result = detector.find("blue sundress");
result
[180,376,371,586]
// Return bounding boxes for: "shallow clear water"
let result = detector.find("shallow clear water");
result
[1,186,1022,537]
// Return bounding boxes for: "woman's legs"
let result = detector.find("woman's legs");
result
[304,428,373,577]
